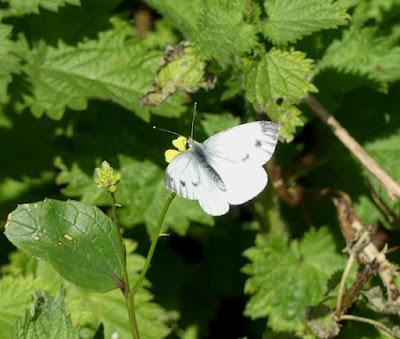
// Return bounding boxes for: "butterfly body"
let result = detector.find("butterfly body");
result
[165,121,279,216]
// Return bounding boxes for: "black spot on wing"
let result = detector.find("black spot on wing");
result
[241,153,250,162]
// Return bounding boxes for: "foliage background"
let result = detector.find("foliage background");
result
[0,0,399,338]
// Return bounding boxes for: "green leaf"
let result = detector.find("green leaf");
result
[6,0,81,15]
[0,276,37,339]
[140,41,215,106]
[143,0,201,40]
[243,227,345,335]
[194,0,257,66]
[12,290,80,339]
[0,24,20,103]
[263,0,349,45]
[23,18,184,121]
[200,112,240,136]
[4,199,125,292]
[318,27,400,84]
[244,49,317,140]
[145,0,257,66]
[10,242,172,339]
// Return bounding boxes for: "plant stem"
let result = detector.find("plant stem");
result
[132,192,176,296]
[110,192,140,339]
[336,251,355,317]
[340,315,400,338]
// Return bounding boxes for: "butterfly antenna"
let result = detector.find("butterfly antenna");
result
[152,125,181,137]
[190,102,197,140]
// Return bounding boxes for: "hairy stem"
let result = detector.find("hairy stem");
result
[131,192,176,296]
[110,192,139,339]
[340,315,399,338]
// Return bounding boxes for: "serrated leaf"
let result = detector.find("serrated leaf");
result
[23,18,184,121]
[0,24,20,102]
[0,276,37,339]
[194,0,257,66]
[10,242,172,339]
[4,199,125,292]
[318,27,400,83]
[6,0,80,15]
[263,0,348,45]
[12,290,80,339]
[143,0,201,39]
[244,49,317,140]
[145,0,257,66]
[140,41,215,106]
[243,227,345,335]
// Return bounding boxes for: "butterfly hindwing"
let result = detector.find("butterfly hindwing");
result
[165,151,229,215]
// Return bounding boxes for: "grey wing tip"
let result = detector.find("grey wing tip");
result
[260,121,280,134]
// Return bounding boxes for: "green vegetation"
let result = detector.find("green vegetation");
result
[0,0,399,338]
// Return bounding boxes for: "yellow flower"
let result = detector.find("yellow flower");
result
[165,136,188,163]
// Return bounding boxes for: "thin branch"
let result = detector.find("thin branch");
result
[131,192,176,297]
[305,95,400,200]
[332,191,400,302]
[340,315,400,338]
[336,251,356,316]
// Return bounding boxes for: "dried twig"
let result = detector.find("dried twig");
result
[305,95,400,200]
[332,191,400,302]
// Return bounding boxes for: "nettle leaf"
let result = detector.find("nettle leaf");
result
[11,242,172,339]
[140,41,215,106]
[0,276,37,338]
[244,49,317,140]
[194,0,257,66]
[4,199,125,292]
[243,227,345,335]
[318,27,400,84]
[263,0,348,45]
[6,0,81,15]
[144,0,202,39]
[23,18,184,121]
[145,0,257,66]
[0,24,20,102]
[56,157,214,236]
[12,290,80,339]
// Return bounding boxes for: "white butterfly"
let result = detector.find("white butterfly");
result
[165,121,280,216]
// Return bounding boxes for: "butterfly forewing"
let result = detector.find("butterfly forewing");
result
[203,121,279,166]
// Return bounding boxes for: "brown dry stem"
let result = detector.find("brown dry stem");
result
[304,95,400,200]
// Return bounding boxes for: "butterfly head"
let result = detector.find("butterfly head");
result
[164,135,189,163]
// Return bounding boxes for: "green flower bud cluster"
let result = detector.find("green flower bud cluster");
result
[94,161,121,193]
